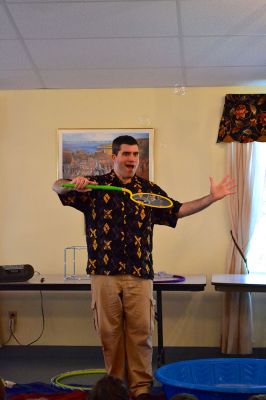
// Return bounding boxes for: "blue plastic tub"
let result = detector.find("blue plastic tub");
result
[155,358,266,400]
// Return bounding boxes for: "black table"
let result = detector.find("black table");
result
[0,274,206,366]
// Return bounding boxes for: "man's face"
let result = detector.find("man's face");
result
[112,144,139,183]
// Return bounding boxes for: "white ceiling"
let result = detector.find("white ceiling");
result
[0,0,266,90]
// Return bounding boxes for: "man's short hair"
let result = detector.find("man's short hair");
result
[112,135,138,155]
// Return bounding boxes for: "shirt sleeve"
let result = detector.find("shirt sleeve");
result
[58,191,91,213]
[149,183,182,228]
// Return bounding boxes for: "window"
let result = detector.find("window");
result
[247,143,266,273]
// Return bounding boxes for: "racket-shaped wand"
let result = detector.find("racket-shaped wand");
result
[62,183,173,209]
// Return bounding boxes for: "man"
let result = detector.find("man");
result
[53,135,235,400]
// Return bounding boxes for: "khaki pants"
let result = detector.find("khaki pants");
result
[91,275,155,398]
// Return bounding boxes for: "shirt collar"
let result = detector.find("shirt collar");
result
[109,169,139,188]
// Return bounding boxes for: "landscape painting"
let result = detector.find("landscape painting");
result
[57,128,154,181]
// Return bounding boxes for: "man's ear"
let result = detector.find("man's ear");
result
[111,154,116,161]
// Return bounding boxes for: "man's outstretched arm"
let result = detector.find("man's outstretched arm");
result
[177,175,236,218]
[52,176,97,194]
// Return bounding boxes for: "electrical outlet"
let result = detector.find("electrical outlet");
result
[8,311,17,332]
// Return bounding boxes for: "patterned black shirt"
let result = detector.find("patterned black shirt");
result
[59,170,182,279]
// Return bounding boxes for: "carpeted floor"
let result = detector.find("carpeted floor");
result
[3,346,266,400]
[1,345,233,385]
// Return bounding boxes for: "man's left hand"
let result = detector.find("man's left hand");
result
[210,175,236,202]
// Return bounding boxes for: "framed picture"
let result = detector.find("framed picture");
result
[57,128,154,181]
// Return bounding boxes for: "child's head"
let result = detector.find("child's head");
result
[0,379,5,400]
[90,375,129,400]
[170,394,198,400]
[249,396,266,400]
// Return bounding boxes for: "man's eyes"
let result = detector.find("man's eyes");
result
[122,152,139,157]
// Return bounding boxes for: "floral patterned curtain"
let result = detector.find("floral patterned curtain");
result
[217,94,266,143]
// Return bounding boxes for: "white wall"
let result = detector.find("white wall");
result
[0,87,265,347]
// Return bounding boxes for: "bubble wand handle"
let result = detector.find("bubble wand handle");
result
[62,183,125,191]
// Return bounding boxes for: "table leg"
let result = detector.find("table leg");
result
[155,290,165,367]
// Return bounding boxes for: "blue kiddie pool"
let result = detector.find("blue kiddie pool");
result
[155,358,266,400]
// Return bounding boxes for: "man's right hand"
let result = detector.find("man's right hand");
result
[52,177,97,194]
[71,176,97,192]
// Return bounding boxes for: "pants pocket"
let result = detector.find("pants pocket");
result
[150,298,156,334]
[91,298,99,335]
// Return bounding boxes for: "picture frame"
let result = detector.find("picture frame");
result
[57,128,154,181]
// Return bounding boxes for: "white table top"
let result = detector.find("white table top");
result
[212,274,266,292]
[0,273,207,291]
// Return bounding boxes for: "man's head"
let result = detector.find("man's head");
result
[112,135,138,155]
[112,135,139,183]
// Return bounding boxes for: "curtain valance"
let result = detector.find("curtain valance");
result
[217,94,266,143]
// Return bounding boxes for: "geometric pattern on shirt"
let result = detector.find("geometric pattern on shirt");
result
[59,170,181,279]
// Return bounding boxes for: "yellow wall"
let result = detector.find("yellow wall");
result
[0,87,265,347]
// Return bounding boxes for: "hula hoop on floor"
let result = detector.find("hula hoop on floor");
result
[51,368,106,391]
